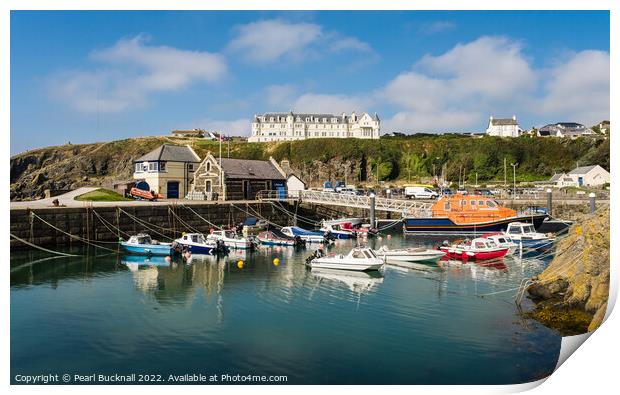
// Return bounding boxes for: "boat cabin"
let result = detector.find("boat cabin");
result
[182,233,208,244]
[506,222,537,235]
[127,233,155,245]
[350,248,379,259]
[431,195,517,224]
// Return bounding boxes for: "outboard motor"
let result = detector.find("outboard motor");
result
[323,230,336,242]
[171,241,183,256]
[214,239,229,255]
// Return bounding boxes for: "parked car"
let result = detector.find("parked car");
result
[456,188,468,195]
[439,188,453,196]
[474,188,494,196]
[340,187,357,195]
[404,186,439,199]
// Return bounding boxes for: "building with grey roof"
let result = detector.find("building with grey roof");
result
[538,123,594,138]
[548,165,609,188]
[249,111,380,142]
[485,115,522,137]
[132,144,201,199]
[190,152,288,200]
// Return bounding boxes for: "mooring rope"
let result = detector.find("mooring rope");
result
[168,207,201,234]
[92,209,131,239]
[179,204,223,230]
[117,208,175,241]
[29,212,120,252]
[10,233,80,257]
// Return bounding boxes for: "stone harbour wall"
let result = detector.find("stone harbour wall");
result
[10,202,319,249]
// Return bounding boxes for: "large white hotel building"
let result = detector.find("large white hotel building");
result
[248,111,381,142]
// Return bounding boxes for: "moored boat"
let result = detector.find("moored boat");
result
[504,222,555,250]
[483,233,519,254]
[281,226,333,243]
[174,233,219,255]
[207,229,255,250]
[257,230,305,247]
[403,194,547,235]
[121,233,179,256]
[320,222,356,239]
[374,245,446,264]
[305,247,384,271]
[439,237,509,261]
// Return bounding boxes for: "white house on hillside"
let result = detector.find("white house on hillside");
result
[549,165,610,188]
[249,111,380,142]
[486,115,522,137]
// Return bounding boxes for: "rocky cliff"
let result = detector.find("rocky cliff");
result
[11,134,609,201]
[527,207,610,334]
[10,138,171,201]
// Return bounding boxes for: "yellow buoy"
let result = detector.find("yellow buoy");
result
[237,260,245,269]
[273,258,280,266]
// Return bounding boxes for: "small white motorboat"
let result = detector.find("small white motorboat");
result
[374,245,446,264]
[175,233,220,255]
[504,222,555,250]
[306,247,384,271]
[483,233,519,254]
[207,230,255,249]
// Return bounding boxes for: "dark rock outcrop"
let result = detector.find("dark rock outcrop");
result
[527,207,610,334]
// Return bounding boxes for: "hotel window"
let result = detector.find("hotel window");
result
[160,162,166,172]
[135,163,141,172]
[148,162,157,172]
[187,163,194,171]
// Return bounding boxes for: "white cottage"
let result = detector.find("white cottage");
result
[549,165,610,188]
[486,115,522,137]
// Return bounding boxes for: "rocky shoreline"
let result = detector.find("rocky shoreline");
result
[527,207,610,335]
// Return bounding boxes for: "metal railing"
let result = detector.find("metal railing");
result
[256,190,431,215]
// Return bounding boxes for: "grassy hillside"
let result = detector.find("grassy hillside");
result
[10,134,609,200]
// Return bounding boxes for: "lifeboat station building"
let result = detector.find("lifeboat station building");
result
[190,153,288,200]
[132,144,201,199]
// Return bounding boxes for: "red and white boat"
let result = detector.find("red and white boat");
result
[340,222,379,236]
[439,237,509,261]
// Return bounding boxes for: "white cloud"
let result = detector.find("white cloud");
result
[228,19,374,63]
[49,35,227,113]
[380,36,538,132]
[195,118,251,136]
[538,50,610,125]
[329,37,372,53]
[228,20,322,63]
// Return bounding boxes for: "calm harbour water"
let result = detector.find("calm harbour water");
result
[11,232,561,385]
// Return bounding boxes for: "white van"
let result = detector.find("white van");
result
[404,186,439,199]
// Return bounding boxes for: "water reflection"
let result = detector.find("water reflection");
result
[11,234,561,384]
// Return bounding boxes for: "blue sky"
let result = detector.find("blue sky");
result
[10,10,610,154]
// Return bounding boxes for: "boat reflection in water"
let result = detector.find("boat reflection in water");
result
[310,268,384,295]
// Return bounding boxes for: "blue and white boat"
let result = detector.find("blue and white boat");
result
[504,222,555,251]
[281,226,332,243]
[174,233,219,255]
[121,233,174,256]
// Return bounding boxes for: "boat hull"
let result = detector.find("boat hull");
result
[441,247,509,260]
[121,243,172,256]
[403,214,547,235]
[259,238,295,247]
[379,251,446,264]
[309,258,384,271]
[176,243,214,255]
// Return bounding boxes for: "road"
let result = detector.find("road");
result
[10,187,262,210]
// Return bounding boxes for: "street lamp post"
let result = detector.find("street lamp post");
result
[510,163,518,199]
